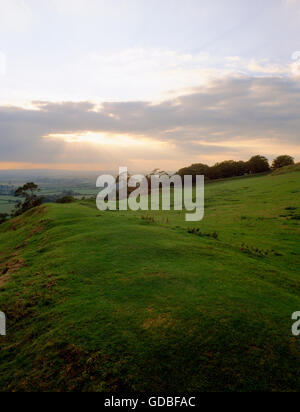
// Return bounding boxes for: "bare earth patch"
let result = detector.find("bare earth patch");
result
[142,313,172,330]
[0,273,10,287]
[0,257,27,276]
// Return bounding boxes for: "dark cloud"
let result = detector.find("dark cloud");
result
[0,76,299,164]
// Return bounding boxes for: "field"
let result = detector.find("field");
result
[0,168,299,391]
[0,196,19,214]
[0,182,98,215]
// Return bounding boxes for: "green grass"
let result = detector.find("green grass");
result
[271,162,300,175]
[0,171,299,392]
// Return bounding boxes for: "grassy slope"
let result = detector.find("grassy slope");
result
[0,170,299,392]
[271,162,300,175]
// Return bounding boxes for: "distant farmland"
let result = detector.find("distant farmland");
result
[0,196,19,214]
[0,183,99,214]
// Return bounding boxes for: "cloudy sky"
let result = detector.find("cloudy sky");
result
[0,0,300,172]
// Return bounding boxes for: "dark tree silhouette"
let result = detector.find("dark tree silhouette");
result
[271,155,295,170]
[178,163,210,184]
[56,196,75,204]
[177,155,270,181]
[13,182,44,217]
[247,155,270,174]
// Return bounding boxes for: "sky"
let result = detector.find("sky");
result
[0,0,300,172]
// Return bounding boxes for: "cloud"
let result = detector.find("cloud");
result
[0,0,33,32]
[284,0,300,6]
[284,0,300,18]
[49,0,139,20]
[0,76,299,170]
[1,44,294,107]
[0,52,6,76]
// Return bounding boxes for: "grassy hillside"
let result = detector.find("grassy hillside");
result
[0,171,299,392]
[271,162,300,175]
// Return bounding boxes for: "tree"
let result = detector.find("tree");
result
[209,160,245,179]
[177,155,271,183]
[13,182,44,217]
[235,161,249,176]
[248,155,270,174]
[178,163,210,183]
[271,155,295,170]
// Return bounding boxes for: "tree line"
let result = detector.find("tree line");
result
[0,155,296,225]
[177,155,295,182]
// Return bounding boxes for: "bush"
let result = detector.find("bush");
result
[187,228,219,240]
[56,196,76,204]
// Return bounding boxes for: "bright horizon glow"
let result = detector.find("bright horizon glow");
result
[46,131,167,149]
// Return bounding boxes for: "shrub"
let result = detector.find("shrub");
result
[141,215,155,224]
[187,228,219,240]
[56,196,76,204]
